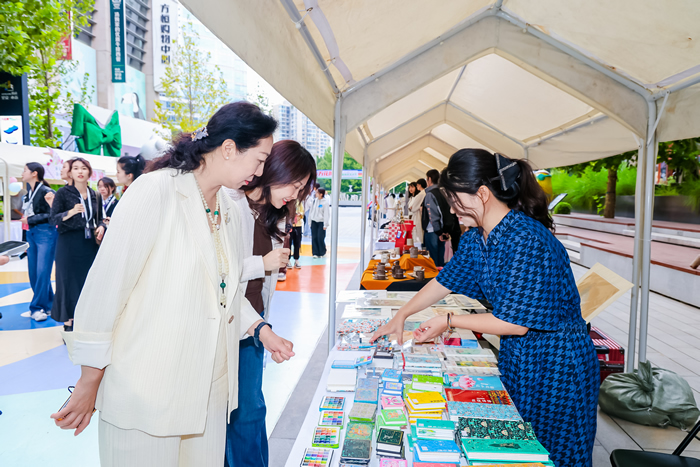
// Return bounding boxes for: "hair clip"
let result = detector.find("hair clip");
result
[494,153,520,191]
[191,125,209,141]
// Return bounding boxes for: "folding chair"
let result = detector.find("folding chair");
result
[610,418,700,466]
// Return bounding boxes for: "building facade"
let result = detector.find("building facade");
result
[273,101,332,158]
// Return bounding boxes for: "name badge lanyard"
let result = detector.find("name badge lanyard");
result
[80,191,94,239]
[22,185,40,217]
[103,195,115,217]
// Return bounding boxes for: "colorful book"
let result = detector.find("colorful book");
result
[412,374,443,392]
[414,439,462,464]
[349,402,377,422]
[345,421,374,440]
[447,402,521,422]
[340,438,372,463]
[318,410,344,427]
[312,427,340,449]
[458,418,537,440]
[355,355,374,367]
[355,377,380,403]
[301,447,333,467]
[331,359,356,369]
[379,459,408,467]
[445,389,513,405]
[383,381,404,396]
[381,395,405,409]
[443,374,504,390]
[443,348,495,357]
[380,408,408,426]
[413,463,463,467]
[461,439,550,463]
[415,419,455,440]
[382,368,402,382]
[405,392,446,411]
[377,427,404,453]
[319,396,345,411]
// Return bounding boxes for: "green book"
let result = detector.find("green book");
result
[349,402,377,422]
[380,408,408,426]
[416,419,455,431]
[377,427,404,451]
[412,374,443,391]
[459,418,537,440]
[461,438,550,463]
[407,424,418,449]
[345,421,374,441]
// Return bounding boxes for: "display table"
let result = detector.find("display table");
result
[360,255,438,291]
[284,348,410,467]
[0,221,24,243]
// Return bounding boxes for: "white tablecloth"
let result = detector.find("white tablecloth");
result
[0,220,24,243]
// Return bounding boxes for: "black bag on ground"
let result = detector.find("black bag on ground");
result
[599,361,700,430]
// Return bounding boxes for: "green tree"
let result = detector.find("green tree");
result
[316,146,363,193]
[153,22,230,136]
[0,0,95,147]
[247,82,271,115]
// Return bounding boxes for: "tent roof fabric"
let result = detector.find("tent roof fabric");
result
[181,0,700,181]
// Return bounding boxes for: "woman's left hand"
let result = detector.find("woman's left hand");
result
[20,216,28,227]
[413,315,449,343]
[95,226,105,243]
[259,326,295,363]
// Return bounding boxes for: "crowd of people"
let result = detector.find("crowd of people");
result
[7,100,598,467]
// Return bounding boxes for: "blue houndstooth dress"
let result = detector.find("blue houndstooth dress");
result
[437,210,599,467]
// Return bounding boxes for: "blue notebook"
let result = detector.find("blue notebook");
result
[414,439,461,454]
[443,374,504,391]
[447,402,522,421]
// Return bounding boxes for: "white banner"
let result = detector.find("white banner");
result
[152,0,178,92]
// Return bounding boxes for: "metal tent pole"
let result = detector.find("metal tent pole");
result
[1,158,11,242]
[328,98,346,353]
[637,101,658,364]
[360,147,368,269]
[626,138,645,372]
[369,178,375,250]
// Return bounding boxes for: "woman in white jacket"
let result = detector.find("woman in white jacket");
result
[51,102,295,467]
[225,140,316,467]
[409,178,427,245]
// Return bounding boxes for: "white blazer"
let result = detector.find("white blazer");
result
[63,170,261,437]
[226,188,284,321]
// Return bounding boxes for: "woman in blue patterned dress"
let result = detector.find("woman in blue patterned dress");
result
[372,149,599,467]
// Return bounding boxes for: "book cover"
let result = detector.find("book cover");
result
[379,459,408,467]
[416,419,455,432]
[443,348,495,357]
[319,396,345,411]
[412,374,443,391]
[377,427,404,449]
[345,421,373,440]
[382,368,402,382]
[449,360,498,368]
[383,381,403,392]
[414,439,461,454]
[445,389,513,405]
[340,438,372,461]
[349,402,377,422]
[461,439,549,462]
[312,427,341,449]
[356,377,380,389]
[447,402,521,422]
[406,392,446,409]
[318,410,344,427]
[443,374,504,391]
[355,355,374,367]
[413,463,463,467]
[458,418,537,440]
[355,386,379,404]
[301,448,333,467]
[381,395,405,409]
[381,408,408,425]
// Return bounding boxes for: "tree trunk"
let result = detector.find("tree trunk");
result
[604,166,618,218]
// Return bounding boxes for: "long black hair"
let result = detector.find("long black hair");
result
[408,182,417,198]
[25,162,50,188]
[242,140,316,241]
[118,154,146,181]
[439,149,553,232]
[149,101,278,173]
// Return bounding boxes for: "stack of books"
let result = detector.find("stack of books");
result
[378,408,408,428]
[413,439,462,465]
[394,353,442,373]
[443,374,504,391]
[349,402,377,423]
[341,422,373,465]
[382,368,402,383]
[382,381,403,396]
[376,427,406,459]
[444,389,513,405]
[447,401,521,423]
[415,419,456,441]
[326,368,357,392]
[355,377,380,404]
[457,418,553,465]
[411,374,443,392]
[380,395,404,410]
[405,391,446,423]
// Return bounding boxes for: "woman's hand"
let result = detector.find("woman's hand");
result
[95,226,105,243]
[68,203,85,218]
[370,313,407,345]
[258,326,295,363]
[44,192,55,208]
[20,216,28,227]
[263,248,290,271]
[413,315,449,343]
[50,367,104,436]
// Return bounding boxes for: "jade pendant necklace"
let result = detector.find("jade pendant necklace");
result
[196,179,229,308]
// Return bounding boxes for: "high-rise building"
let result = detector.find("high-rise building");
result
[273,101,332,158]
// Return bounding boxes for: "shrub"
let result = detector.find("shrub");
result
[553,202,572,215]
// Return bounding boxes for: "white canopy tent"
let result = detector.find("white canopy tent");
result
[182,0,700,368]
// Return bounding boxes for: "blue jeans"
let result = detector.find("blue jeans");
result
[424,231,445,267]
[26,224,58,313]
[225,337,268,467]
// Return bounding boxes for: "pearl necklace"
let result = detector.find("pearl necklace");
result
[196,179,229,309]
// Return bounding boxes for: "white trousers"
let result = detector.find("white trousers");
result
[98,374,228,467]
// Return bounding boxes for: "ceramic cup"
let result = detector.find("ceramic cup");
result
[381,252,390,263]
[376,263,386,273]
[416,270,425,281]
[394,247,401,257]
[409,246,419,258]
[392,269,405,279]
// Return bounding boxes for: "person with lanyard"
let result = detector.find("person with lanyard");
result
[51,102,295,467]
[308,187,330,258]
[97,177,119,221]
[116,154,146,191]
[49,158,105,332]
[288,198,305,269]
[372,149,600,467]
[19,163,58,322]
[225,139,316,467]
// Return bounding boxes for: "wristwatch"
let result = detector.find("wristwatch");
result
[253,321,272,347]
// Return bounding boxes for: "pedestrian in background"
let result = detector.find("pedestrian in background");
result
[98,177,119,221]
[117,154,146,191]
[20,163,57,322]
[303,182,319,237]
[309,187,330,258]
[289,199,304,269]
